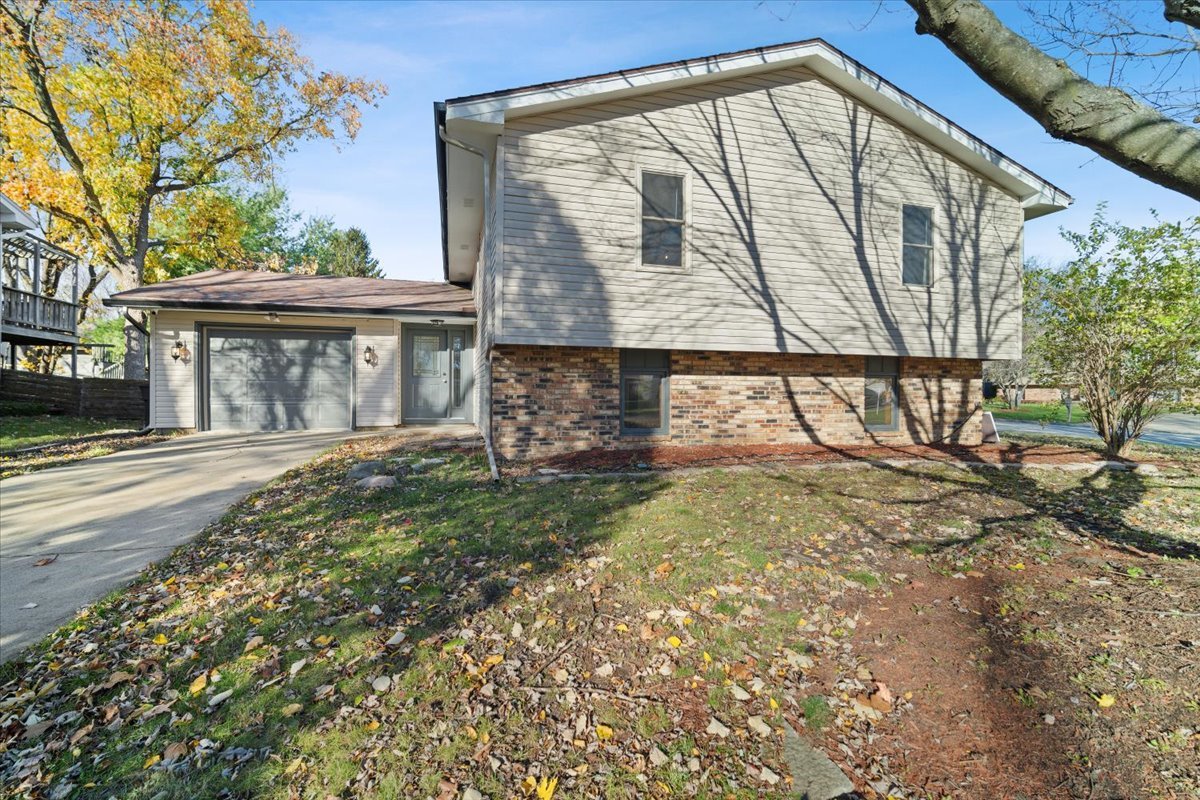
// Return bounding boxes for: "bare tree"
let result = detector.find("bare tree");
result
[905,0,1200,199]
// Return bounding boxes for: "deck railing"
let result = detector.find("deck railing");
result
[2,285,79,337]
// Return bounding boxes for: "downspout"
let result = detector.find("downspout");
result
[438,124,500,482]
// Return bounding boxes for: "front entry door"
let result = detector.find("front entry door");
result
[405,329,449,419]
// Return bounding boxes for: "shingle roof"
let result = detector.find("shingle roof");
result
[105,269,475,317]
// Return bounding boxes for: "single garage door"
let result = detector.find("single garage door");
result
[205,328,353,431]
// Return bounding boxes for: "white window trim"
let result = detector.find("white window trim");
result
[634,164,692,274]
[899,203,935,288]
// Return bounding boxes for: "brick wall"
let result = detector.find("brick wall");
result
[491,345,982,460]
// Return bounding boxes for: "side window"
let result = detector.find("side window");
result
[640,171,685,268]
[620,349,669,434]
[864,356,899,431]
[901,205,933,286]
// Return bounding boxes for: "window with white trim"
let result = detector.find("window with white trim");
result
[640,171,685,268]
[901,205,933,286]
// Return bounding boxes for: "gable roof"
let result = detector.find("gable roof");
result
[104,269,475,317]
[437,38,1072,282]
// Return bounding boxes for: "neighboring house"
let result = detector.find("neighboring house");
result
[107,40,1071,460]
[2,193,83,373]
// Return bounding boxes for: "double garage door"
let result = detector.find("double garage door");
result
[204,328,352,431]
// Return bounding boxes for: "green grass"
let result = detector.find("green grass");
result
[985,400,1091,425]
[2,435,1196,799]
[0,414,141,451]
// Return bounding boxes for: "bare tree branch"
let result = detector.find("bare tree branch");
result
[906,0,1200,199]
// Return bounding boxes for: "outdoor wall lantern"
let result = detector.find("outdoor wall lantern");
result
[363,345,377,366]
[170,340,190,362]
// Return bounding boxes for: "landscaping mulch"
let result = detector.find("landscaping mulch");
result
[517,438,1131,476]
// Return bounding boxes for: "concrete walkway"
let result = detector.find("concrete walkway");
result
[0,430,356,661]
[995,412,1199,450]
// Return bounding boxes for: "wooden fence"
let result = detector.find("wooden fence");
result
[0,369,148,420]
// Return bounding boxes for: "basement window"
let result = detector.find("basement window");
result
[865,356,899,431]
[621,349,669,435]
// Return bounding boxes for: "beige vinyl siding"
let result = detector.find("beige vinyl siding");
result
[498,65,1024,360]
[472,141,504,433]
[149,310,398,429]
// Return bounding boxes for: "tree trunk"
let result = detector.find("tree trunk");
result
[123,313,147,380]
[905,0,1200,199]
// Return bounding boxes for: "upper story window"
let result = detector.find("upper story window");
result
[901,204,933,287]
[640,171,685,268]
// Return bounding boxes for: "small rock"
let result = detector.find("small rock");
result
[347,460,386,480]
[371,676,391,693]
[649,746,669,767]
[385,630,406,647]
[594,662,614,678]
[355,475,397,490]
[208,690,233,707]
[1043,713,1056,725]
[782,722,854,800]
[1133,463,1159,475]
[706,717,731,738]
[397,576,413,585]
[462,789,483,800]
[687,757,701,772]
[511,622,524,639]
[759,766,780,785]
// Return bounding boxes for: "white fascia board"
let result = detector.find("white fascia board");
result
[444,41,1071,219]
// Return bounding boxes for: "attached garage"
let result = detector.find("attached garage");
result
[104,269,478,433]
[203,327,353,431]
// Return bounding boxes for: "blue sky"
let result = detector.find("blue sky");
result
[254,0,1198,281]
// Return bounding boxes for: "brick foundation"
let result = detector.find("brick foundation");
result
[491,345,982,460]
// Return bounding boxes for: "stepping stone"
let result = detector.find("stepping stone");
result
[782,722,855,800]
[355,475,397,490]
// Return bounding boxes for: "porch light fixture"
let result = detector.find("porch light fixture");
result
[170,340,190,362]
[363,345,376,365]
[265,311,280,322]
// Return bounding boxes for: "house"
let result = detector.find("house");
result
[107,39,1070,460]
[2,193,83,373]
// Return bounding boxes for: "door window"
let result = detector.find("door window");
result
[450,332,465,409]
[412,334,441,377]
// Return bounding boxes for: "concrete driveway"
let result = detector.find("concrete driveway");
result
[0,430,354,661]
[995,412,1199,450]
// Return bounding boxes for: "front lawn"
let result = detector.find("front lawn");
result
[0,414,142,451]
[2,437,1196,799]
[985,400,1091,424]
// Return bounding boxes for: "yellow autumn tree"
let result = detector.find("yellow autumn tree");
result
[0,0,384,372]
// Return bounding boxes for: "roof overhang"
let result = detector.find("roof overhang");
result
[101,297,476,321]
[437,39,1072,282]
[0,193,41,233]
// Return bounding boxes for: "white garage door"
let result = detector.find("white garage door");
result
[204,328,353,431]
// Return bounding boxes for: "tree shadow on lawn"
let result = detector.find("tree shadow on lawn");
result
[1,441,668,799]
[773,450,1198,560]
